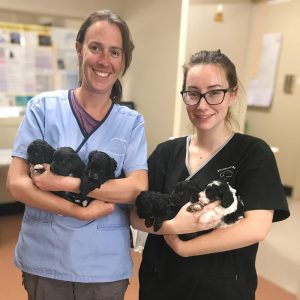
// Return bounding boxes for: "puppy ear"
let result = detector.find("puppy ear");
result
[45,145,55,162]
[72,152,83,165]
[110,157,117,171]
[88,150,97,160]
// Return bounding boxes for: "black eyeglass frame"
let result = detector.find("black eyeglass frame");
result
[180,88,233,106]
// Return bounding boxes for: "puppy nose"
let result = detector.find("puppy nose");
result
[88,171,99,180]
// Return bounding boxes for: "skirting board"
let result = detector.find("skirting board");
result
[0,202,25,216]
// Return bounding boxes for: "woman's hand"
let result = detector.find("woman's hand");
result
[162,201,222,235]
[31,164,80,193]
[31,164,61,191]
[76,199,116,221]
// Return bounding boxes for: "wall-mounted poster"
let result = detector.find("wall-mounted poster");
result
[247,32,282,107]
[0,22,53,109]
[0,22,80,117]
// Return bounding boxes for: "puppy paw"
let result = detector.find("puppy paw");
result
[81,200,88,207]
[187,202,203,212]
[32,164,45,174]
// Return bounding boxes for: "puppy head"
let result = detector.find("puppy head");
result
[204,180,236,208]
[136,191,169,219]
[86,151,117,180]
[50,147,84,177]
[174,180,199,203]
[136,191,155,219]
[27,139,55,165]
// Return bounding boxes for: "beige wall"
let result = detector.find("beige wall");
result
[245,1,300,198]
[0,0,182,156]
[0,0,126,20]
[121,0,182,154]
[178,2,251,137]
[0,117,22,148]
[0,0,299,292]
[0,118,21,204]
[0,0,299,198]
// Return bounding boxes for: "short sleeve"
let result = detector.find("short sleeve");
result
[236,139,289,222]
[122,115,148,174]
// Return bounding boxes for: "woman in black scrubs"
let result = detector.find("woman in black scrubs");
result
[131,49,289,300]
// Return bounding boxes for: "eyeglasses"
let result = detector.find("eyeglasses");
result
[180,88,232,106]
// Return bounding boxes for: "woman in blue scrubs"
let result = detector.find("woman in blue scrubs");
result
[7,10,148,300]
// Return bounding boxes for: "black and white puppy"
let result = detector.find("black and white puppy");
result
[27,139,55,174]
[188,180,244,227]
[80,150,117,196]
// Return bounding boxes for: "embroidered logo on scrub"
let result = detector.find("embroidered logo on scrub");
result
[217,166,236,180]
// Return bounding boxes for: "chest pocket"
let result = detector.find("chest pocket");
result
[104,138,128,177]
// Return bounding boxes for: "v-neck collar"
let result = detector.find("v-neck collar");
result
[68,89,114,152]
[185,133,235,179]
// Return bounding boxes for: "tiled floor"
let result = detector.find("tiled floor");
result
[0,208,298,300]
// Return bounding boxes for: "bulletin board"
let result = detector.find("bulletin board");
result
[0,22,78,110]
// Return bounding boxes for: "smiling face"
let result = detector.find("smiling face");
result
[185,64,236,133]
[76,20,124,97]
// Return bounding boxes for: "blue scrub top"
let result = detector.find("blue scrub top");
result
[12,90,148,282]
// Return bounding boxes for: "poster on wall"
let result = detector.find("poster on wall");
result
[0,22,53,109]
[247,32,282,107]
[0,22,78,115]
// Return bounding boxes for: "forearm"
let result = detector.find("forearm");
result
[7,157,113,220]
[7,173,82,217]
[166,210,274,257]
[89,170,148,204]
[130,201,222,235]
[33,167,148,205]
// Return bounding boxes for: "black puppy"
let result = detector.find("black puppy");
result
[50,147,91,207]
[50,147,85,178]
[80,150,117,196]
[27,139,55,174]
[136,180,199,232]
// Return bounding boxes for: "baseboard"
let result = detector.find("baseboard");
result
[283,185,293,197]
[0,202,25,216]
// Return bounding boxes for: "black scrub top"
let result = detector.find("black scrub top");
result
[139,133,289,300]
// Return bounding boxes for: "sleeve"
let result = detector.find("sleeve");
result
[12,96,46,159]
[236,138,290,222]
[122,114,148,174]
